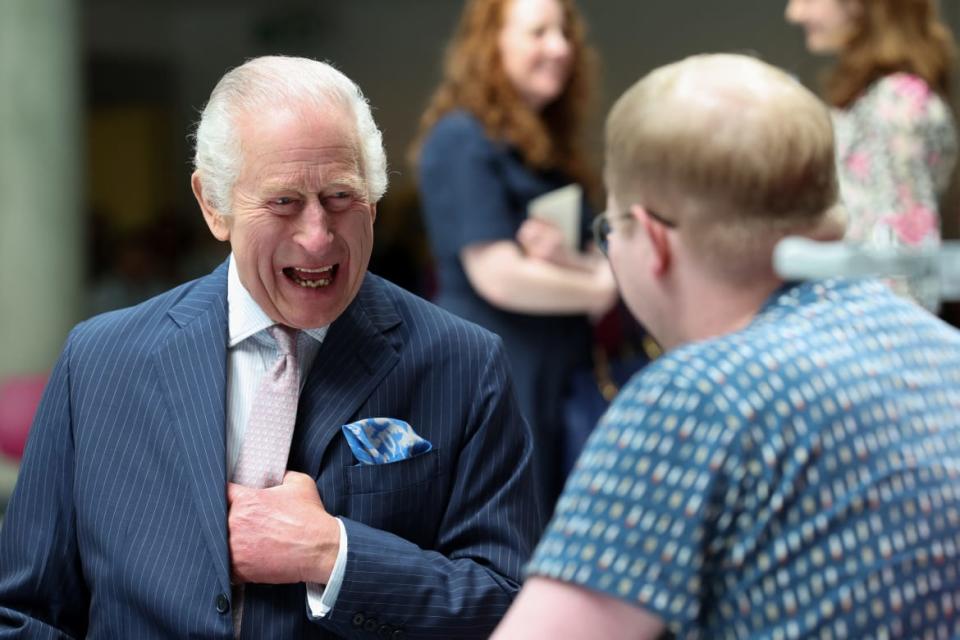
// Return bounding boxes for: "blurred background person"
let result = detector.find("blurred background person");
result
[410,0,617,512]
[787,0,958,311]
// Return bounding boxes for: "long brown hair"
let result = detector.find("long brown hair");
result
[409,0,596,186]
[826,0,956,108]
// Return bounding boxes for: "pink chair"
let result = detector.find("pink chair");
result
[0,374,48,461]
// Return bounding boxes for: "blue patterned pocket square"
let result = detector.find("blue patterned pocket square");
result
[341,418,433,465]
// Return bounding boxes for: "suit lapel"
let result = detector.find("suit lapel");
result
[149,269,402,591]
[291,275,403,480]
[153,263,231,592]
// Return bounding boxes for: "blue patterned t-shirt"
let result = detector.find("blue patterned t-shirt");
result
[527,279,960,639]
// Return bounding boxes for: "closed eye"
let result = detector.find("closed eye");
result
[323,191,359,213]
[266,196,301,215]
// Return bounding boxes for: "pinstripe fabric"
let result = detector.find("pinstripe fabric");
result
[0,261,541,639]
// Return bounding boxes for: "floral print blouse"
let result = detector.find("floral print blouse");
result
[832,73,958,311]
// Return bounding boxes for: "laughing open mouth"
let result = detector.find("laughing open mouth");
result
[283,265,338,289]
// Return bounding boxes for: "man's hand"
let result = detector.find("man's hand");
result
[227,471,340,586]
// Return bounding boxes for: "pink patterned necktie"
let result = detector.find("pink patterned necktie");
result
[232,325,300,636]
[233,324,301,488]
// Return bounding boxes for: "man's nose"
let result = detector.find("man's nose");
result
[295,199,334,253]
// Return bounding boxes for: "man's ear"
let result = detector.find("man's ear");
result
[634,204,672,276]
[191,171,231,242]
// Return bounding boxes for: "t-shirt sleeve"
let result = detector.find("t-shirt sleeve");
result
[525,363,741,634]
[417,114,520,260]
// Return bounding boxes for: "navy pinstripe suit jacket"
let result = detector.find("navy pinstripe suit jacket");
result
[0,262,541,639]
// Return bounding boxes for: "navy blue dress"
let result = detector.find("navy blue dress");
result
[417,110,593,511]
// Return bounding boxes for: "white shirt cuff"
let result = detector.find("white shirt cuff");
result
[306,517,348,618]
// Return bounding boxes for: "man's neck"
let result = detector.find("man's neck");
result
[663,268,782,351]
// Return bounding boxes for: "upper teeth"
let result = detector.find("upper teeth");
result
[296,266,333,273]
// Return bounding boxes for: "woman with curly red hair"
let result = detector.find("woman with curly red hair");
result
[411,0,616,511]
[787,0,958,311]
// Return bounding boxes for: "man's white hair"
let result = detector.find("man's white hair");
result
[193,56,388,212]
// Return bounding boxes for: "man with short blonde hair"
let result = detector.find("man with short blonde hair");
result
[495,54,960,639]
[605,54,844,284]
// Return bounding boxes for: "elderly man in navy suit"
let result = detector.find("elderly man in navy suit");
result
[0,56,540,638]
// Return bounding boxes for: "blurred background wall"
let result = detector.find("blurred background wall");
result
[2,0,959,383]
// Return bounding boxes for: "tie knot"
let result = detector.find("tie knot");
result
[268,325,298,356]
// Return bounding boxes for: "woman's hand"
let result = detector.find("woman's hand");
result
[517,218,587,270]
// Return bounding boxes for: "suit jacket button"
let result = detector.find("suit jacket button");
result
[364,618,378,632]
[215,593,230,614]
[392,630,406,640]
[352,612,366,628]
[377,624,393,638]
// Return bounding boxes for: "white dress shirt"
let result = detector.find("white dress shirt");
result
[226,255,348,618]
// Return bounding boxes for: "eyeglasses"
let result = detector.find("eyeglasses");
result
[591,207,677,255]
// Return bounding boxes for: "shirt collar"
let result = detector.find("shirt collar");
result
[227,254,329,347]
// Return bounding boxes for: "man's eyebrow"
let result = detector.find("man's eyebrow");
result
[259,172,365,192]
[260,180,300,192]
[326,175,366,191]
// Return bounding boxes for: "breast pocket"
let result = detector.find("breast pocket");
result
[342,449,445,546]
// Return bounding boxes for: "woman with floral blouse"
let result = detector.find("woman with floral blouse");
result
[787,0,957,311]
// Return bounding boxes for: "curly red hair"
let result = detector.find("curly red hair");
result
[827,0,956,107]
[410,0,597,186]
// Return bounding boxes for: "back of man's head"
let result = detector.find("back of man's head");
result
[193,56,388,214]
[605,54,842,283]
